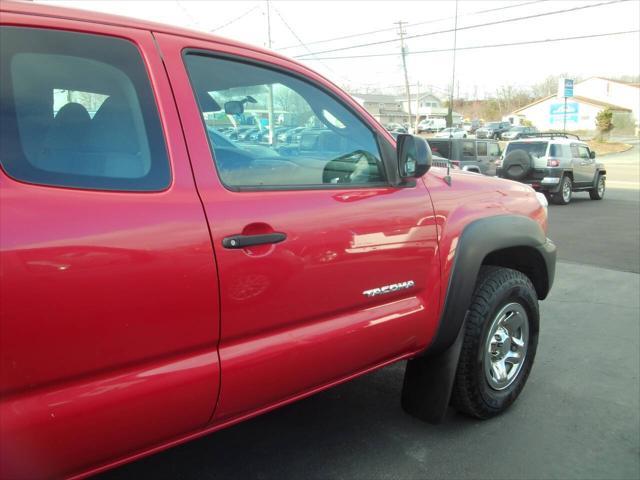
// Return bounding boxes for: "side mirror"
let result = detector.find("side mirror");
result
[397,134,431,178]
[224,101,244,115]
[590,150,596,159]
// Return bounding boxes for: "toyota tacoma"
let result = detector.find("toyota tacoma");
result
[0,2,556,478]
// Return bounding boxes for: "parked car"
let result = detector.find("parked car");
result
[277,126,306,143]
[435,127,467,139]
[430,154,461,170]
[385,122,408,134]
[426,138,502,175]
[417,118,446,133]
[0,2,556,478]
[476,121,512,139]
[501,126,538,140]
[497,134,606,205]
[468,119,482,133]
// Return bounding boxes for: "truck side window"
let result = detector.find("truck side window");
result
[488,142,500,156]
[462,141,475,157]
[578,146,591,159]
[477,142,488,156]
[0,27,170,191]
[570,144,580,158]
[183,54,385,188]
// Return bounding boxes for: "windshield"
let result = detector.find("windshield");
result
[505,141,549,158]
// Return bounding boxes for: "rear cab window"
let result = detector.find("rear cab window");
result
[0,27,170,191]
[426,140,450,159]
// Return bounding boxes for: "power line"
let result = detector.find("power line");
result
[210,4,260,32]
[295,0,628,59]
[271,5,347,82]
[278,0,548,51]
[175,0,205,31]
[297,29,640,60]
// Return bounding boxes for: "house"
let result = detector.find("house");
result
[574,77,639,130]
[399,93,463,126]
[350,93,409,126]
[507,77,638,133]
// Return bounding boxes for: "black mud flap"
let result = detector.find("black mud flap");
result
[400,313,468,424]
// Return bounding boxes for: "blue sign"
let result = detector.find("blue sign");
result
[563,79,574,98]
[550,102,579,124]
[557,78,574,98]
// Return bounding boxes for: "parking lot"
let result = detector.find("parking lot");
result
[100,148,640,480]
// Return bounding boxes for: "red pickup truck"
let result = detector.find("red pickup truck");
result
[0,2,556,478]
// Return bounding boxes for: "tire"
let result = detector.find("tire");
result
[450,266,539,419]
[589,174,605,200]
[551,175,572,205]
[501,149,532,181]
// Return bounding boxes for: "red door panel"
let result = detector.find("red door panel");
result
[155,33,442,422]
[0,15,220,479]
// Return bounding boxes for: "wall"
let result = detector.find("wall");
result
[517,97,604,131]
[575,78,640,125]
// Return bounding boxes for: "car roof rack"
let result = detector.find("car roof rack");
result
[520,132,582,140]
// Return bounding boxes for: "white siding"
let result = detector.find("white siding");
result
[575,78,640,125]
[515,97,603,132]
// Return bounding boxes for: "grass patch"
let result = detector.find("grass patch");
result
[587,140,632,156]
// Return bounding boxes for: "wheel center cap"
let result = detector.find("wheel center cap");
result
[492,327,511,358]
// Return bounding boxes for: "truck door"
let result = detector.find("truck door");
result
[576,145,597,185]
[571,143,593,185]
[475,141,490,174]
[0,20,220,479]
[156,34,441,423]
[487,141,501,176]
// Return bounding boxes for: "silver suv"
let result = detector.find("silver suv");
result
[496,134,606,205]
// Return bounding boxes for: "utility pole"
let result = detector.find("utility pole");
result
[414,81,421,134]
[447,0,459,128]
[265,0,276,145]
[395,21,413,132]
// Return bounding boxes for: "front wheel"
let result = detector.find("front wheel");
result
[589,174,605,200]
[450,266,539,419]
[551,175,572,205]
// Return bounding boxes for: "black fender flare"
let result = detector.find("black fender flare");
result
[593,168,607,187]
[401,214,556,423]
[429,214,555,355]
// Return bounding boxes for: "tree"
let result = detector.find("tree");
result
[595,108,614,141]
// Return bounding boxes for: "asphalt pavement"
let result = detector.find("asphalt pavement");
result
[99,147,640,480]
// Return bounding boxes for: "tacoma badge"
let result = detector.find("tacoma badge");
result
[363,280,415,297]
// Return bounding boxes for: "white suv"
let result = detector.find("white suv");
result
[496,134,606,205]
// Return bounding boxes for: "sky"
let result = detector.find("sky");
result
[43,0,640,99]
